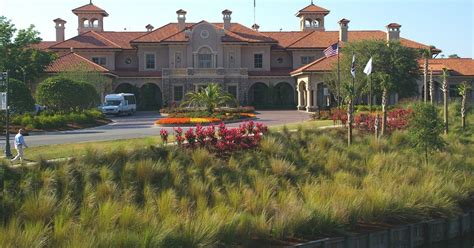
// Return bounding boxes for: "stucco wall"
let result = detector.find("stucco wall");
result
[291,50,325,69]
[241,45,271,71]
[76,51,116,70]
[270,51,293,68]
[115,51,139,70]
[137,45,169,71]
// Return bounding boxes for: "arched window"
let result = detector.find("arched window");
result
[90,19,99,28]
[304,18,313,28]
[82,18,89,28]
[312,19,320,27]
[197,47,213,68]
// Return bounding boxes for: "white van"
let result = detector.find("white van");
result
[101,93,137,115]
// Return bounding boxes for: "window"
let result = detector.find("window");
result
[228,51,236,68]
[254,53,263,69]
[175,52,182,68]
[227,85,238,99]
[92,57,106,66]
[173,86,184,102]
[198,54,212,68]
[301,56,315,65]
[124,95,136,104]
[145,53,156,69]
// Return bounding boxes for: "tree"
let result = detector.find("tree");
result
[408,103,445,165]
[441,68,449,134]
[325,40,420,140]
[181,83,237,113]
[0,78,35,113]
[36,76,99,112]
[457,81,471,130]
[448,54,460,59]
[57,63,113,102]
[0,16,55,89]
[421,48,431,103]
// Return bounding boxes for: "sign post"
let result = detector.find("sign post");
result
[0,72,12,158]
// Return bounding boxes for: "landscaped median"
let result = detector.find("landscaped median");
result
[156,106,257,126]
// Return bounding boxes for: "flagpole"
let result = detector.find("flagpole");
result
[337,41,341,107]
[368,74,372,112]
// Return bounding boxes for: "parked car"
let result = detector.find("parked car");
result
[100,93,136,115]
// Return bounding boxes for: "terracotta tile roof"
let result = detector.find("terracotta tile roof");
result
[262,32,314,49]
[96,32,146,49]
[248,68,293,77]
[31,41,59,51]
[50,31,122,50]
[72,3,108,16]
[296,4,330,16]
[46,52,110,73]
[291,55,338,75]
[133,22,276,44]
[264,30,430,50]
[421,58,474,76]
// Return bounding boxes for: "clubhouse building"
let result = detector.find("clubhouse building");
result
[37,2,474,111]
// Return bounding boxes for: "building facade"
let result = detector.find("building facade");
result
[39,2,474,111]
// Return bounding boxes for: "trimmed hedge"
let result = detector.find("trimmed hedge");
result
[36,76,100,112]
[11,110,104,130]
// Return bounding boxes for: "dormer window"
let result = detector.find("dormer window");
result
[254,53,263,69]
[301,56,315,65]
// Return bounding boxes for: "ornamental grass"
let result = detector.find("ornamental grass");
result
[1,119,473,247]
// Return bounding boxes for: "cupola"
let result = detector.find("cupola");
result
[72,1,109,34]
[296,1,330,31]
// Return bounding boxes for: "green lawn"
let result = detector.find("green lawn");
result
[18,120,334,161]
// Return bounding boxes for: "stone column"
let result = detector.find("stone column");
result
[306,84,313,112]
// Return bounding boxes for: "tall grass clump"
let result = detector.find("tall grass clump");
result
[2,112,473,246]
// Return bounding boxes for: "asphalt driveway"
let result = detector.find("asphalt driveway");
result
[0,110,311,147]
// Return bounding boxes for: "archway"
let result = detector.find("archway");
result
[274,82,296,109]
[139,83,162,110]
[115,83,134,94]
[248,82,270,108]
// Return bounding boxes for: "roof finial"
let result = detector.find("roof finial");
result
[90,0,92,4]
[311,0,314,4]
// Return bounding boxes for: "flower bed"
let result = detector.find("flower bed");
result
[155,113,256,125]
[332,107,413,134]
[159,121,269,154]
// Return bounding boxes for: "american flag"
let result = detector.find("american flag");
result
[324,42,339,58]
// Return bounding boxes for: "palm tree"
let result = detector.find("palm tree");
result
[377,73,392,136]
[441,68,449,134]
[181,83,237,113]
[457,81,471,130]
[341,81,356,146]
[422,49,431,103]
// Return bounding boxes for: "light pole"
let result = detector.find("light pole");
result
[1,71,12,158]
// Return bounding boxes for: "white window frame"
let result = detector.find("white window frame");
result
[253,52,264,69]
[91,56,107,66]
[173,84,184,102]
[174,51,182,68]
[227,84,239,100]
[144,52,156,70]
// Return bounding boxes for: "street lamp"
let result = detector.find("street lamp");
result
[0,71,12,158]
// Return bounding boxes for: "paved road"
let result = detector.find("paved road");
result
[0,110,311,147]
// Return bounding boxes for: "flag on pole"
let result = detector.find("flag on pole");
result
[351,55,356,78]
[363,57,373,76]
[324,42,339,58]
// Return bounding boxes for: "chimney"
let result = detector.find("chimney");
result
[222,9,232,30]
[386,23,401,41]
[252,23,260,32]
[176,9,187,31]
[338,18,350,42]
[54,18,67,42]
[146,24,154,32]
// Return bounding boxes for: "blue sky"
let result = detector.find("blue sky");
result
[1,0,473,57]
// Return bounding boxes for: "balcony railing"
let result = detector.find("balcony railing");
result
[163,68,248,77]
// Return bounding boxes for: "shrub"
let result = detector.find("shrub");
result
[0,78,35,113]
[36,76,99,112]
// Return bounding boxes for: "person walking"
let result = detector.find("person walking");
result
[11,129,28,164]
